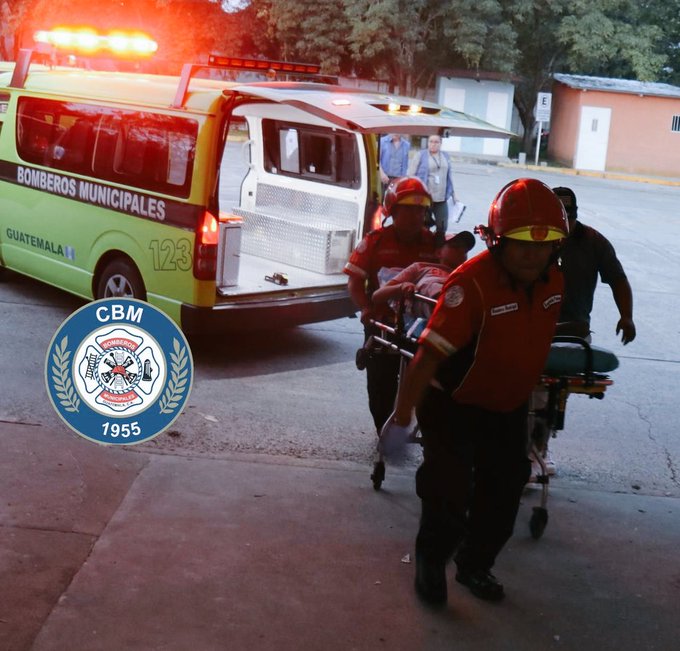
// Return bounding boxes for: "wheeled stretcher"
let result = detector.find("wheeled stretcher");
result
[359,296,619,540]
[526,335,618,538]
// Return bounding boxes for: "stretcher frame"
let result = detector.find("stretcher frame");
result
[361,296,616,540]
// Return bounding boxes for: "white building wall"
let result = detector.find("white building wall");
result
[435,76,515,158]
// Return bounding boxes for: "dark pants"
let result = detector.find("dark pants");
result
[365,350,400,434]
[431,201,449,248]
[414,387,531,571]
[364,325,400,433]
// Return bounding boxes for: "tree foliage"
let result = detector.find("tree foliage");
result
[2,0,678,146]
[250,0,352,74]
[344,0,446,94]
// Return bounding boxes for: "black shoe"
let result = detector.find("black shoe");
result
[455,568,505,602]
[415,553,447,606]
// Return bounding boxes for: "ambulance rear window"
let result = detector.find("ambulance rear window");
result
[16,98,198,198]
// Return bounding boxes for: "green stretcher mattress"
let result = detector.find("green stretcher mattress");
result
[543,341,619,376]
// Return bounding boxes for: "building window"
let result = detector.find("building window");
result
[672,115,680,132]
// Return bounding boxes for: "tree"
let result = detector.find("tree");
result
[0,1,32,59]
[4,0,676,152]
[247,0,351,74]
[498,0,666,152]
[344,0,438,94]
[637,0,680,86]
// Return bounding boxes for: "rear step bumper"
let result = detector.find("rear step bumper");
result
[180,288,355,334]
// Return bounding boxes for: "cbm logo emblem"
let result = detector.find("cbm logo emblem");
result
[45,299,193,445]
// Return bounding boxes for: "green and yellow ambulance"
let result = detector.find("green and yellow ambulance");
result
[0,29,510,333]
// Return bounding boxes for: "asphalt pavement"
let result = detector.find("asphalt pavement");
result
[2,160,679,650]
[1,420,678,651]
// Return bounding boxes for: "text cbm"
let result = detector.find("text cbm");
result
[96,304,143,323]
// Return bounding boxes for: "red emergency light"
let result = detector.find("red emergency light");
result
[207,54,321,76]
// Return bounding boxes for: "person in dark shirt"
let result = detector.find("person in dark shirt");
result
[553,186,635,344]
[528,187,636,482]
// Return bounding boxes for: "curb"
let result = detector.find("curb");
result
[498,161,680,187]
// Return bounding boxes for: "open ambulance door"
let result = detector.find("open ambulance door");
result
[220,83,514,247]
[212,84,514,323]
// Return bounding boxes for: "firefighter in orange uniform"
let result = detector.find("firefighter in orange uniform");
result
[344,176,437,435]
[381,178,569,607]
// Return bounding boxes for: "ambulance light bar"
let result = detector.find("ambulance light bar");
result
[33,28,158,57]
[173,56,327,108]
[207,54,321,76]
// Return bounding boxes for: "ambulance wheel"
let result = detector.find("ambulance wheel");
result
[529,506,548,539]
[96,259,146,301]
[371,461,385,491]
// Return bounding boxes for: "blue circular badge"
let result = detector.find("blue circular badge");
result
[45,298,193,445]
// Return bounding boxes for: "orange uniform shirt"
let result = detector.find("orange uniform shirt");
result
[420,249,563,412]
[344,225,437,294]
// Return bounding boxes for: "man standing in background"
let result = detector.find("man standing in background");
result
[379,133,410,188]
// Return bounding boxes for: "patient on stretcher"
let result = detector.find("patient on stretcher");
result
[371,230,475,319]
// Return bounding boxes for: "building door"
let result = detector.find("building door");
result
[574,106,611,171]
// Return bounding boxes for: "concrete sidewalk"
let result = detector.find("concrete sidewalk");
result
[1,421,678,651]
[501,160,680,187]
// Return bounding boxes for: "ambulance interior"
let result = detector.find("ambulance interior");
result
[212,83,512,302]
[215,101,369,297]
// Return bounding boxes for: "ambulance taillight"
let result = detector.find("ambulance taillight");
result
[194,211,219,280]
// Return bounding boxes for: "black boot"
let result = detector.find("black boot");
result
[455,567,505,602]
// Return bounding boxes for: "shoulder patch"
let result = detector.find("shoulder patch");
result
[543,294,562,309]
[444,285,464,308]
[490,302,519,316]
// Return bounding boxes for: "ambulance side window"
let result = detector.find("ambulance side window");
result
[301,133,332,177]
[16,98,198,198]
[262,119,359,189]
[94,112,198,197]
[16,100,56,165]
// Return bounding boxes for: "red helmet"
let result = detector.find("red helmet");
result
[478,178,569,246]
[383,176,431,216]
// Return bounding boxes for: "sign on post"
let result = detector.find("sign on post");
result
[536,92,552,122]
[534,92,552,165]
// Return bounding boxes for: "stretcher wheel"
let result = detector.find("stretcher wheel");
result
[530,506,548,539]
[371,461,385,490]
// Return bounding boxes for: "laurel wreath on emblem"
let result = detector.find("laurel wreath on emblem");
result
[159,338,189,414]
[51,336,81,413]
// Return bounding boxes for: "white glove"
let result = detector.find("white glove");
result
[379,415,416,462]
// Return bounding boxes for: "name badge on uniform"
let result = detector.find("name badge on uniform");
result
[433,174,440,185]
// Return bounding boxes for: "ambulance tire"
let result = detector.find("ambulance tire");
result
[96,258,147,301]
